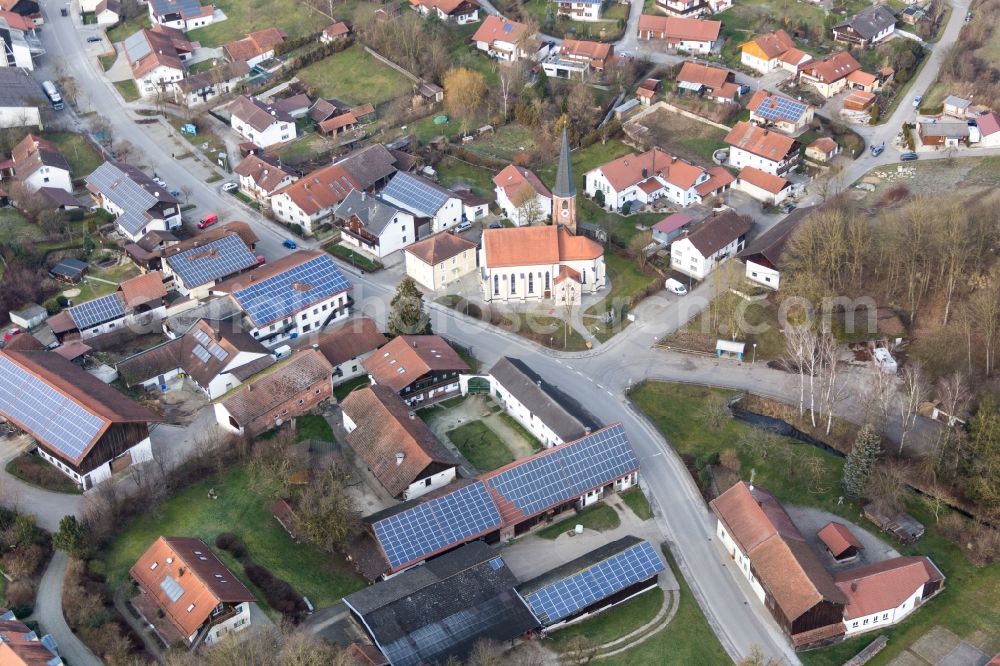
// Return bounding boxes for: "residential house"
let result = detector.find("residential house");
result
[480,225,605,304]
[404,232,478,291]
[0,15,41,69]
[0,68,43,129]
[977,112,1000,147]
[333,189,418,259]
[306,316,386,384]
[518,537,665,630]
[738,206,811,289]
[555,0,602,21]
[493,164,552,225]
[635,15,721,54]
[223,28,287,68]
[472,16,532,61]
[835,557,944,635]
[725,121,801,175]
[0,608,64,665]
[228,95,295,148]
[364,334,468,405]
[734,166,794,205]
[147,0,214,30]
[116,318,274,398]
[343,543,539,661]
[94,0,121,25]
[655,0,731,18]
[651,211,695,244]
[47,271,168,341]
[805,137,840,162]
[363,422,639,575]
[670,211,751,279]
[746,90,814,134]
[918,121,969,147]
[409,0,480,23]
[233,153,295,204]
[942,94,971,118]
[210,250,352,347]
[0,345,159,488]
[584,148,734,210]
[380,171,463,234]
[799,52,861,98]
[0,0,40,26]
[174,60,249,107]
[319,21,350,42]
[122,26,193,98]
[271,93,310,118]
[161,232,259,297]
[845,70,880,93]
[817,522,864,563]
[130,537,255,646]
[740,29,803,74]
[675,61,741,103]
[85,161,182,241]
[483,356,595,447]
[342,384,460,499]
[215,348,333,435]
[833,4,896,47]
[542,39,614,80]
[10,134,71,192]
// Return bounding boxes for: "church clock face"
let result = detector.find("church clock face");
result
[561,208,569,217]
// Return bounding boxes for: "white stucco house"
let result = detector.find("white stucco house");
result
[228,95,295,148]
[380,171,463,234]
[670,211,752,280]
[725,122,801,176]
[473,15,533,61]
[334,189,418,259]
[493,164,552,226]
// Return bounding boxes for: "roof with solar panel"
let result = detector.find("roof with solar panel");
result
[747,90,810,124]
[380,171,458,218]
[164,234,259,289]
[86,161,179,236]
[365,423,640,572]
[0,349,157,466]
[519,537,665,626]
[67,292,127,330]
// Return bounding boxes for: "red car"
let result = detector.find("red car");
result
[3,328,21,342]
[197,213,219,229]
[255,255,266,266]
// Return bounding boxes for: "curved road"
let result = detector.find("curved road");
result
[34,551,103,666]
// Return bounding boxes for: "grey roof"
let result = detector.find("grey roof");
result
[86,162,178,236]
[943,95,971,108]
[11,304,47,320]
[336,143,398,190]
[122,29,151,61]
[683,211,753,257]
[553,127,576,198]
[380,171,456,218]
[0,68,45,107]
[836,4,896,41]
[149,0,204,18]
[164,234,259,289]
[334,190,409,235]
[738,206,813,269]
[488,357,595,442]
[918,121,970,138]
[343,542,539,666]
[163,296,243,336]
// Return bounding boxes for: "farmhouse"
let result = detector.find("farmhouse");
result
[306,316,386,384]
[409,0,480,23]
[636,15,721,54]
[334,189,418,259]
[224,28,288,68]
[835,557,944,635]
[85,161,182,241]
[746,90,814,134]
[130,537,255,646]
[654,0,731,18]
[0,345,159,489]
[229,95,295,148]
[404,232,478,291]
[799,52,861,98]
[342,384,460,500]
[473,16,532,61]
[147,0,214,31]
[493,164,552,225]
[675,61,741,103]
[725,121,801,175]
[670,211,751,279]
[833,4,896,47]
[555,0,602,21]
[363,334,469,406]
[738,205,811,290]
[10,133,71,192]
[233,153,296,203]
[215,349,334,435]
[122,26,193,98]
[380,171,463,233]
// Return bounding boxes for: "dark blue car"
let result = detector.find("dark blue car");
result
[282,239,297,249]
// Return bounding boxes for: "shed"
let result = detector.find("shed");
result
[942,95,971,118]
[49,258,88,283]
[9,303,47,329]
[843,90,876,111]
[817,521,864,562]
[716,339,745,360]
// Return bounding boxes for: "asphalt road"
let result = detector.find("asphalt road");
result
[33,551,103,666]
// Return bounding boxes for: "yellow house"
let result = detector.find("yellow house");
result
[404,232,478,291]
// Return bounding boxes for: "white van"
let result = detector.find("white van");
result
[665,278,688,295]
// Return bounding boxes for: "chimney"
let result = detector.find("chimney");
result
[641,168,647,179]
[395,452,405,465]
[408,411,415,420]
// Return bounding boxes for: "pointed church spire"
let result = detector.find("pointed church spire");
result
[553,127,576,198]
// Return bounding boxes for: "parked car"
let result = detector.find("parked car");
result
[197,213,218,229]
[3,328,21,342]
[912,95,923,108]
[60,7,68,15]
[221,181,238,192]
[900,152,919,161]
[282,239,297,249]
[86,36,101,43]
[664,278,688,296]
[488,222,503,229]
[870,143,884,157]
[966,11,973,21]
[782,202,797,214]
[453,220,472,233]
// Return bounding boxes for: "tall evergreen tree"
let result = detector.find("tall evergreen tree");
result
[842,423,881,498]
[388,276,431,336]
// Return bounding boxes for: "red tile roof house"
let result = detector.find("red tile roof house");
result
[215,348,334,436]
[300,316,387,384]
[977,111,1000,147]
[583,148,734,212]
[122,26,194,99]
[0,608,64,665]
[9,134,72,194]
[45,271,169,342]
[493,164,552,226]
[233,153,297,204]
[747,89,815,134]
[363,334,469,406]
[636,16,722,54]
[130,536,256,647]
[675,61,742,104]
[725,121,802,176]
[805,137,840,162]
[798,51,861,98]
[228,95,296,149]
[342,384,461,500]
[223,27,288,68]
[319,20,350,43]
[472,16,534,61]
[734,166,794,206]
[0,346,160,489]
[409,0,480,24]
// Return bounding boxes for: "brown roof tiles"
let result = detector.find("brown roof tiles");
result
[223,27,287,63]
[118,271,167,308]
[802,51,860,83]
[493,164,551,201]
[676,61,731,89]
[220,349,333,425]
[482,225,602,268]
[817,521,864,558]
[363,335,469,393]
[405,232,476,266]
[834,556,943,620]
[312,317,387,367]
[725,121,799,161]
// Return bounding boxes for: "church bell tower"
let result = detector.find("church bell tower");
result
[552,127,577,233]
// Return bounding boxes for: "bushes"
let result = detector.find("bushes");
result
[6,580,35,617]
[244,563,307,616]
[63,558,139,665]
[214,532,246,559]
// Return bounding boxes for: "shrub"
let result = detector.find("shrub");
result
[6,580,35,608]
[244,563,306,617]
[214,532,246,559]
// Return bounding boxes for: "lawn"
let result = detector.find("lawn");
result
[550,587,664,649]
[535,502,620,539]
[334,375,371,402]
[585,251,659,341]
[0,209,44,243]
[297,45,413,107]
[446,421,514,472]
[184,0,329,47]
[113,80,140,102]
[326,242,382,271]
[102,466,365,609]
[407,114,464,144]
[465,125,540,162]
[621,487,653,520]
[106,14,149,43]
[45,132,104,177]
[435,156,495,199]
[294,414,333,442]
[631,106,729,165]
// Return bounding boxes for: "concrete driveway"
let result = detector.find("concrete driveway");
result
[32,551,102,666]
[0,435,81,532]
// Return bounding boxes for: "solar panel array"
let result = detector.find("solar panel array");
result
[150,0,203,16]
[86,162,159,236]
[207,341,228,361]
[751,95,808,123]
[485,423,639,518]
[525,541,664,625]
[0,354,106,461]
[165,234,258,289]
[381,172,452,218]
[192,344,211,363]
[192,329,211,345]
[232,254,350,327]
[159,575,184,603]
[372,481,502,570]
[69,293,126,330]
[123,30,151,62]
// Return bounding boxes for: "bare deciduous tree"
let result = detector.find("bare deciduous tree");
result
[897,361,928,455]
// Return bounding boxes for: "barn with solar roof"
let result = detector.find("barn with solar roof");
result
[0,346,160,489]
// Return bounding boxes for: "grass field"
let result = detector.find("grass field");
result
[297,45,413,107]
[106,14,149,43]
[185,0,329,47]
[550,587,664,649]
[621,487,653,520]
[446,421,514,472]
[102,467,365,609]
[46,132,104,177]
[536,503,621,539]
[435,156,495,198]
[0,209,44,243]
[585,251,659,341]
[630,107,729,165]
[333,375,370,402]
[465,125,538,162]
[294,414,333,442]
[326,243,382,271]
